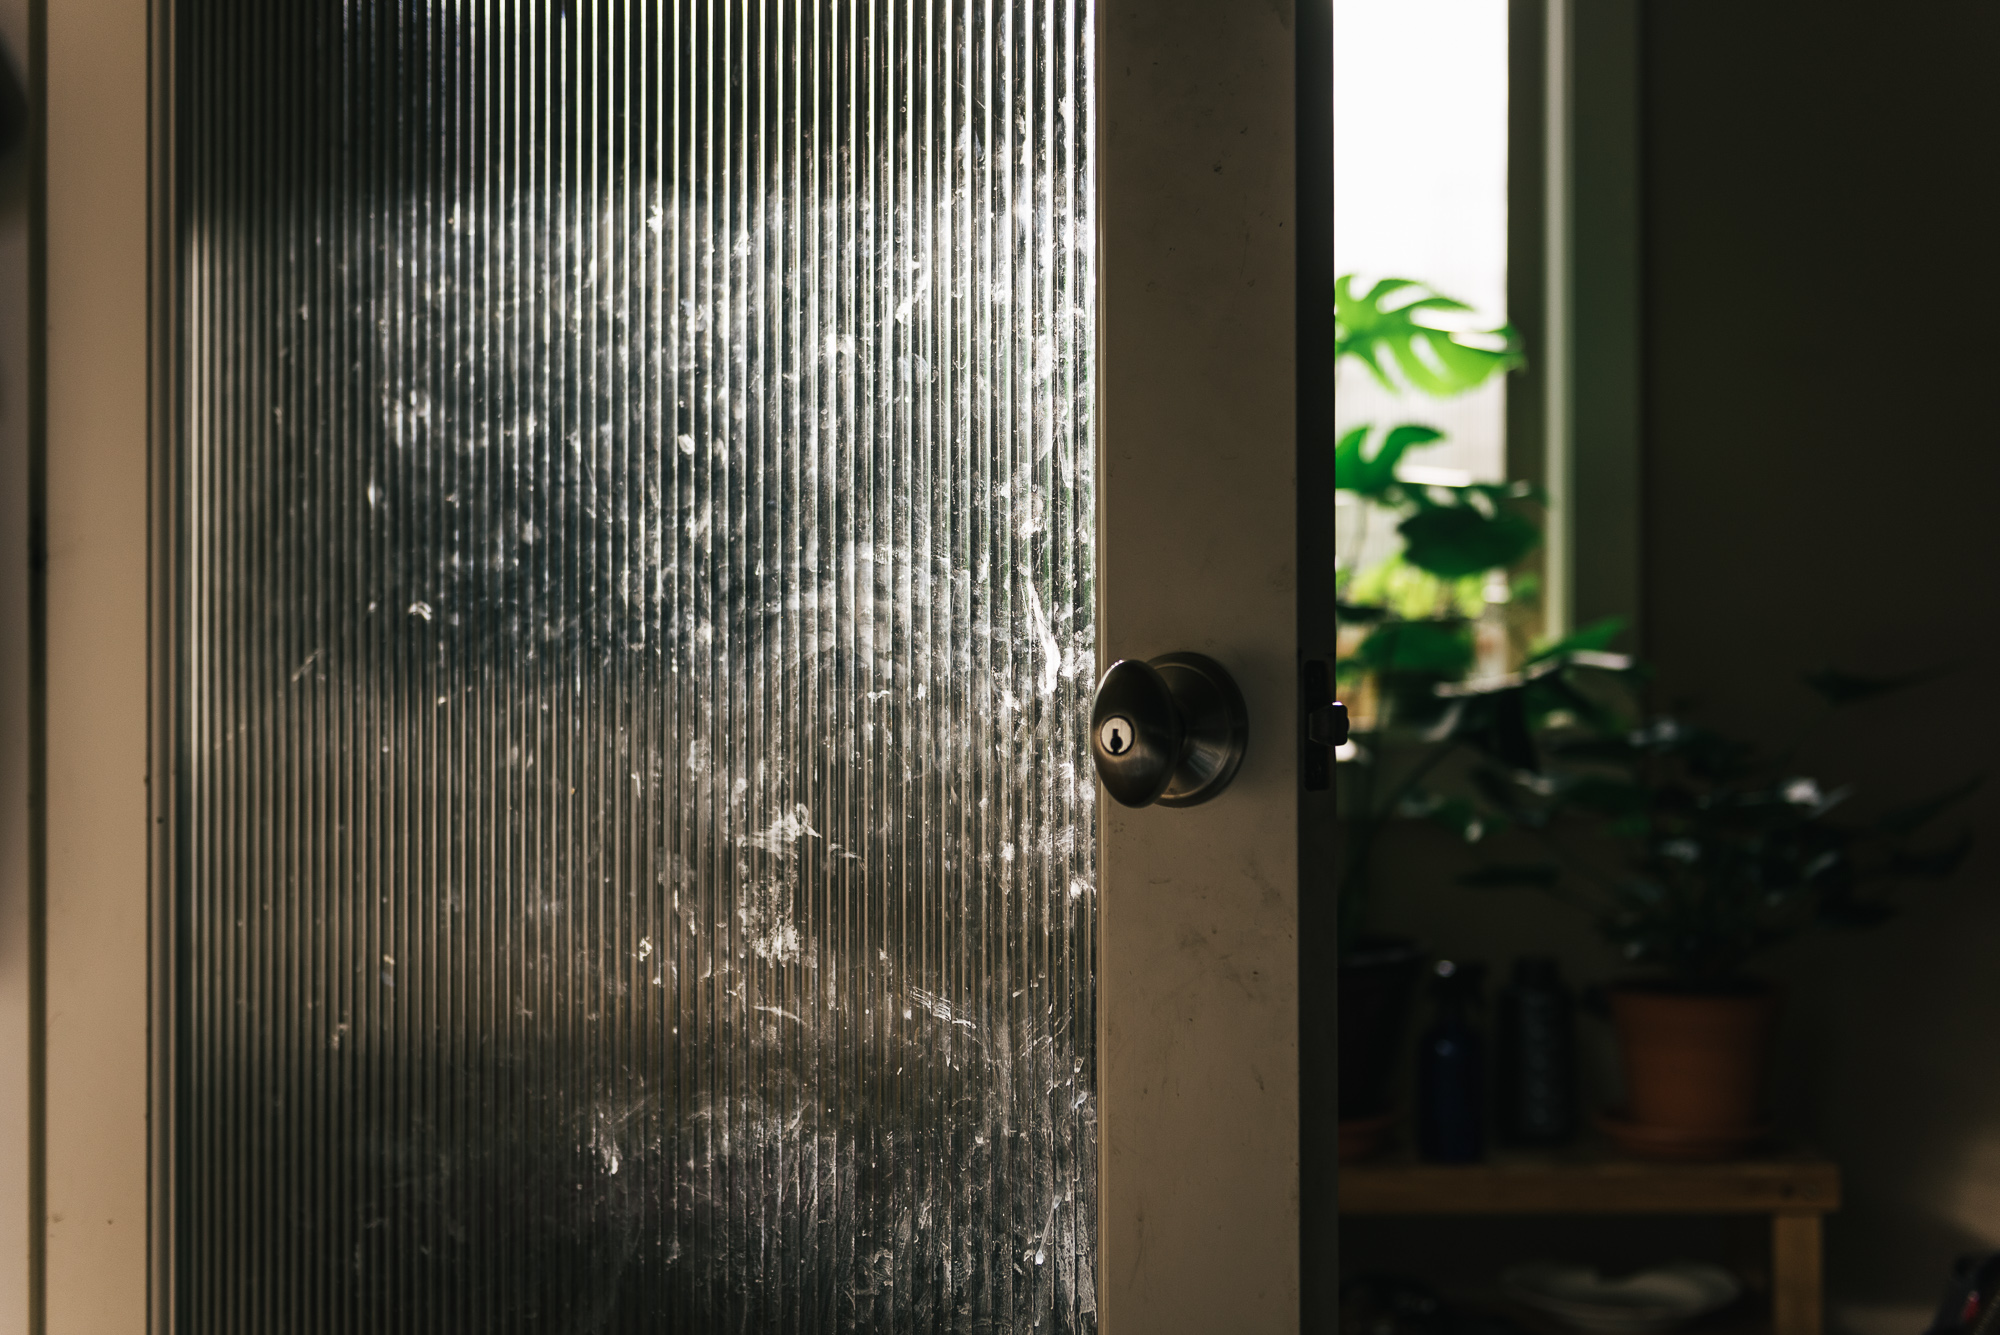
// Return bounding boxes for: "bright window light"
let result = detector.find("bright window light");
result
[1335,0,1510,576]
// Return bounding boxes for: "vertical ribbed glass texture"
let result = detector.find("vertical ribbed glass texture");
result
[176,3,1095,1329]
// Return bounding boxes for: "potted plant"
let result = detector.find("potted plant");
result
[1445,667,1979,1159]
[1333,274,1539,1154]
[1332,630,1635,1156]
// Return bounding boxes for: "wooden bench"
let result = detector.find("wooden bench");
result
[1340,1150,1842,1335]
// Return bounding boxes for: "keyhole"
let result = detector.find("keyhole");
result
[1098,715,1134,757]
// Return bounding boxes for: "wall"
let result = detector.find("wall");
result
[1645,0,2000,1324]
[1368,1,2000,1327]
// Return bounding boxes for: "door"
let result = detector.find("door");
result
[36,2,1305,1332]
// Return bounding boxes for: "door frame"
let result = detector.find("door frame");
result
[34,3,1307,1330]
[36,0,155,1328]
[1095,2,1304,1331]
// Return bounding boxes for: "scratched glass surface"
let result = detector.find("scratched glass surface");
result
[177,3,1095,1330]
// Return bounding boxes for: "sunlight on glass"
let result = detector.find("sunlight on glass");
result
[177,3,1098,1327]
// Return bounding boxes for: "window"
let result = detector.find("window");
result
[1334,0,1511,582]
[1335,0,1641,672]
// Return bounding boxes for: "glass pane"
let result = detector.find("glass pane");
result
[175,3,1097,1330]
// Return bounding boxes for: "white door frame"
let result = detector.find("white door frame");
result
[35,3,1303,1330]
[39,0,157,1329]
[1096,2,1302,1330]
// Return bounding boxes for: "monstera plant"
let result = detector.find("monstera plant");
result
[1332,273,1581,1147]
[1438,665,1977,1157]
[1450,666,1979,988]
[1333,275,1548,949]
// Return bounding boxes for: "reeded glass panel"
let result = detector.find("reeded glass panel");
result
[176,3,1096,1329]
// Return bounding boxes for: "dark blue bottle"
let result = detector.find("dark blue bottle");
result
[1417,959,1487,1163]
[1496,956,1578,1147]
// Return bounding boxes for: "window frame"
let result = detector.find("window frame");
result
[1509,0,1645,649]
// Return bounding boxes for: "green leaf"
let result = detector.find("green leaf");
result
[1459,863,1561,888]
[1335,600,1390,624]
[1344,552,1487,621]
[1347,619,1475,678]
[1524,616,1630,667]
[1875,775,1983,836]
[1334,422,1446,500]
[1336,276,1524,397]
[1398,504,1541,579]
[1801,663,1960,706]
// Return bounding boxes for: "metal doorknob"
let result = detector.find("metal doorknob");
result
[1090,652,1249,808]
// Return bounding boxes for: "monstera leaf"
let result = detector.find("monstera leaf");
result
[1523,616,1629,667]
[1334,422,1444,501]
[1397,499,1539,579]
[1336,275,1523,397]
[1343,617,1475,679]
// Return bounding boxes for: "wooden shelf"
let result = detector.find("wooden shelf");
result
[1493,1294,1774,1335]
[1341,1147,1841,1216]
[1340,1147,1841,1335]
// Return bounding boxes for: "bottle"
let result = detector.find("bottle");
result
[1417,959,1487,1163]
[1495,957,1579,1147]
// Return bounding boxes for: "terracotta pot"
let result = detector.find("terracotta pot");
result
[1609,984,1778,1134]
